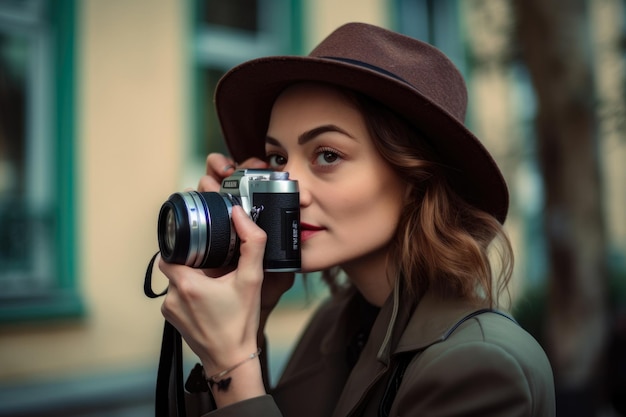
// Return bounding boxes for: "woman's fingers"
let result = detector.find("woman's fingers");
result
[200,154,269,192]
[231,206,267,287]
[197,174,222,193]
[206,153,236,177]
[199,153,234,192]
[207,153,269,175]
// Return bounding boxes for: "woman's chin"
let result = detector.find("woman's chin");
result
[298,260,336,274]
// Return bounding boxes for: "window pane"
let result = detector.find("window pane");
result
[0,32,27,198]
[197,67,228,157]
[0,8,56,298]
[202,0,258,32]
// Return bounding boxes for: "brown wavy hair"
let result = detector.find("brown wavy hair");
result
[323,88,513,308]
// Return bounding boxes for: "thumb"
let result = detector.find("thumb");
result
[231,206,267,284]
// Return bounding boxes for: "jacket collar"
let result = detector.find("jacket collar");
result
[322,278,488,362]
[394,290,486,352]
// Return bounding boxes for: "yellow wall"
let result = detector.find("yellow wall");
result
[306,0,390,47]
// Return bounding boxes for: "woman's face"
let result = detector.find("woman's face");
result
[265,83,406,278]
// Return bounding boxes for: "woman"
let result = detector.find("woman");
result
[159,22,555,416]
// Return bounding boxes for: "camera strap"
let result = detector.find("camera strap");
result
[144,251,187,417]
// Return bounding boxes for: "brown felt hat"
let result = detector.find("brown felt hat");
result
[215,22,509,223]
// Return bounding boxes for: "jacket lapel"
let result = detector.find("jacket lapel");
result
[395,292,485,353]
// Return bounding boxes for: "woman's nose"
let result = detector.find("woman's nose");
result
[298,184,312,208]
[284,165,311,208]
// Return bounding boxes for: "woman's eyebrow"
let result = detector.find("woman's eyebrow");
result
[265,124,355,147]
[265,136,282,147]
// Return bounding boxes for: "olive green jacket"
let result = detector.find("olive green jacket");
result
[190,283,555,416]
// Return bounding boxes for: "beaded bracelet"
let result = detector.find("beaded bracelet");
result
[205,348,262,391]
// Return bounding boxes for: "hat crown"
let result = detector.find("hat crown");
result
[309,23,468,123]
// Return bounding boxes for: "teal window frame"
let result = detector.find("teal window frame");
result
[0,0,83,323]
[189,0,304,165]
[391,0,464,73]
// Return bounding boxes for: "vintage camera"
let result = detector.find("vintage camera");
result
[157,169,300,272]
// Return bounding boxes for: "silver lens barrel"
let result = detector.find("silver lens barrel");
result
[179,191,209,268]
[157,191,239,269]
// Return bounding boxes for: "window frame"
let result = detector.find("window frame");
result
[186,0,304,183]
[0,0,83,323]
[392,0,465,73]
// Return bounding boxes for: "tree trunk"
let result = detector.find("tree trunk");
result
[512,0,610,415]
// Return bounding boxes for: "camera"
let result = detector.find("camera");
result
[157,169,300,272]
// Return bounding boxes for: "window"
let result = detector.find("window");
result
[189,0,302,175]
[0,0,81,321]
[393,0,464,73]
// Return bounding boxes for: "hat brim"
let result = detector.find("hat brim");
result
[215,56,509,224]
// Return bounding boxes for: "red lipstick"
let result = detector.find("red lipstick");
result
[300,222,324,242]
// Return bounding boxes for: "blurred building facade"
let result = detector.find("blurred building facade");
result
[0,0,624,416]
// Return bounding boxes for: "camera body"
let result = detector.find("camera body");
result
[158,169,300,272]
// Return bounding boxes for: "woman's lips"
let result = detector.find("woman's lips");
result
[300,222,324,242]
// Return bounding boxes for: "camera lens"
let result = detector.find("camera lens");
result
[164,209,176,254]
[157,191,238,269]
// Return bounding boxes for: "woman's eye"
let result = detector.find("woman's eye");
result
[267,153,287,168]
[315,149,343,166]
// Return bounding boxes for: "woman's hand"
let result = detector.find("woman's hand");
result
[160,206,266,367]
[199,153,296,329]
[158,153,295,405]
[159,206,267,406]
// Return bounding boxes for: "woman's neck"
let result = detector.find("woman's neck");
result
[342,246,396,307]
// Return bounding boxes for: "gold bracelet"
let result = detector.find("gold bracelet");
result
[205,348,262,391]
